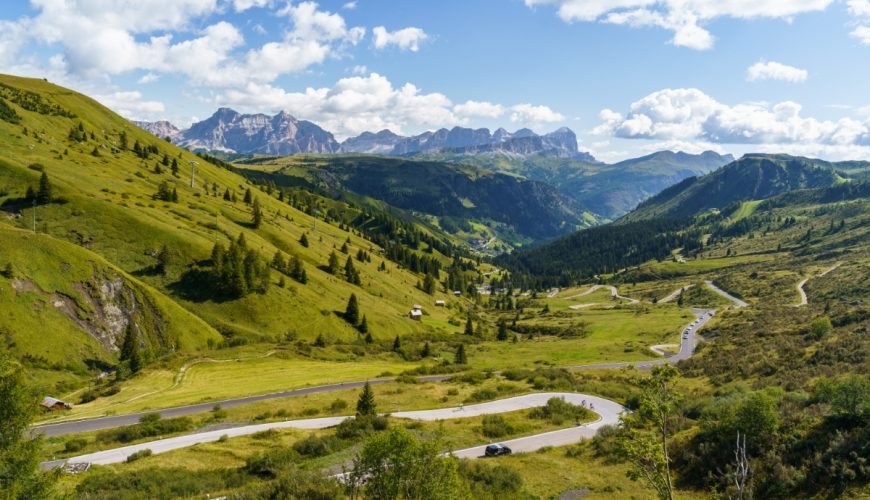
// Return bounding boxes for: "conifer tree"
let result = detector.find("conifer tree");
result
[155,245,171,275]
[392,335,401,352]
[497,318,508,341]
[464,316,474,336]
[356,381,377,417]
[120,322,137,362]
[365,332,373,343]
[421,342,431,357]
[36,171,52,204]
[299,233,309,247]
[170,158,178,176]
[454,344,467,365]
[345,293,360,325]
[359,315,368,334]
[328,251,340,275]
[243,188,252,204]
[252,197,263,228]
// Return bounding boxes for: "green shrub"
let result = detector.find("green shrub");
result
[481,415,513,438]
[126,449,152,462]
[64,438,87,453]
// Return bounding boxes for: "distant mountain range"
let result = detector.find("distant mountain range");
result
[134,108,595,160]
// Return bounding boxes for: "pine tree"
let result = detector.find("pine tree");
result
[290,256,307,284]
[299,233,309,247]
[120,322,137,361]
[392,335,401,352]
[243,188,252,204]
[358,315,368,334]
[252,197,263,228]
[345,293,360,325]
[340,242,349,254]
[171,187,178,203]
[170,158,179,176]
[162,153,170,166]
[328,251,340,275]
[36,171,52,204]
[421,342,431,357]
[497,318,508,341]
[223,188,231,201]
[365,332,373,343]
[271,251,286,271]
[155,244,171,275]
[454,344,467,365]
[422,273,436,295]
[464,316,474,336]
[356,381,377,417]
[129,343,142,373]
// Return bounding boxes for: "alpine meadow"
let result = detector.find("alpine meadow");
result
[0,1,868,499]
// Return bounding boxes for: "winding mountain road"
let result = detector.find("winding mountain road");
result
[794,262,841,307]
[45,392,625,468]
[704,280,748,308]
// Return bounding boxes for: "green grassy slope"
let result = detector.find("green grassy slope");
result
[0,74,464,387]
[622,154,847,222]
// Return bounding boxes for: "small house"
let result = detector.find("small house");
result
[453,290,462,296]
[409,308,423,321]
[41,396,71,411]
[435,300,446,307]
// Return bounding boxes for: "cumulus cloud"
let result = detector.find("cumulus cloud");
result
[372,26,428,51]
[594,88,870,151]
[233,0,270,11]
[94,91,166,119]
[137,72,160,84]
[746,60,808,82]
[213,73,564,139]
[7,0,364,88]
[454,100,504,118]
[510,103,566,125]
[524,0,833,49]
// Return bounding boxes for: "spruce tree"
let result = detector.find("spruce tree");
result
[328,251,340,275]
[299,233,309,247]
[358,315,368,334]
[252,197,263,228]
[464,316,474,336]
[345,293,360,325]
[170,158,179,176]
[129,343,142,373]
[356,381,376,417]
[421,342,431,357]
[422,273,436,295]
[120,323,137,361]
[392,335,401,352]
[497,318,508,341]
[365,332,373,343]
[155,245,171,275]
[36,171,52,204]
[243,188,252,204]
[454,344,467,365]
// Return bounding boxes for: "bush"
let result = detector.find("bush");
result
[126,449,153,462]
[245,448,299,478]
[467,388,498,402]
[293,435,338,457]
[481,415,513,438]
[528,397,594,425]
[64,438,87,453]
[459,461,523,499]
[328,399,348,412]
[335,415,389,440]
[96,416,193,444]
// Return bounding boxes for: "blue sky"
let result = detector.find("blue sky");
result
[2,0,870,161]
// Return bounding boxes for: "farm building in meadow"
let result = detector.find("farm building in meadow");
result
[435,299,446,306]
[409,305,423,320]
[41,396,71,411]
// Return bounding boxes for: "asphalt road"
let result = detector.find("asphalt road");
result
[704,280,748,308]
[33,375,450,438]
[45,392,625,468]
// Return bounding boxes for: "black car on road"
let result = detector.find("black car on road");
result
[485,444,512,457]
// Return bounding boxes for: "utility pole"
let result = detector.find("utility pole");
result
[32,198,36,233]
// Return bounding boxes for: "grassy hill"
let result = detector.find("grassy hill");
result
[414,150,732,219]
[234,154,594,248]
[0,74,472,389]
[622,154,847,222]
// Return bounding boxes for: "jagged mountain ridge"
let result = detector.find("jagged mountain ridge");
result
[134,108,595,159]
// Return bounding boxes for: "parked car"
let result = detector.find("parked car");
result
[485,443,512,457]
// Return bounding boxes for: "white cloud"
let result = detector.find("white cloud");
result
[594,87,870,150]
[372,26,428,51]
[851,25,870,44]
[848,0,870,16]
[350,64,368,75]
[214,73,563,139]
[233,0,270,11]
[94,91,166,119]
[454,100,504,118]
[0,19,29,66]
[525,0,833,49]
[343,1,358,9]
[746,60,808,82]
[137,72,160,84]
[510,103,566,125]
